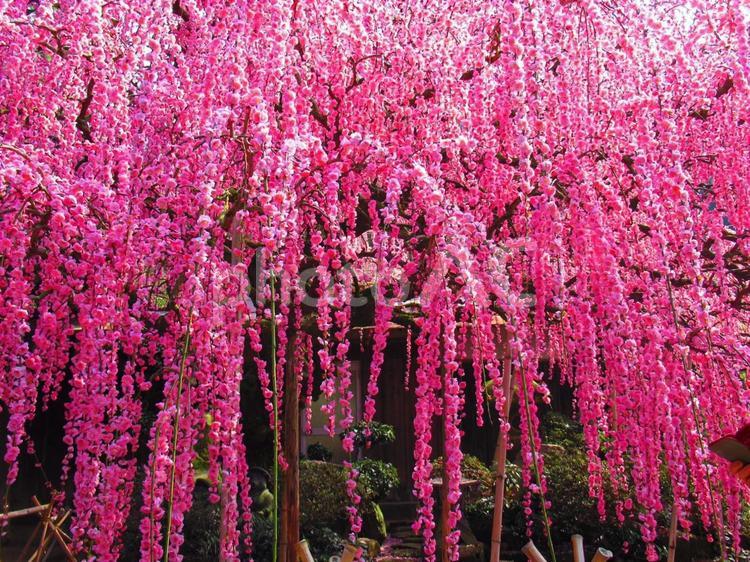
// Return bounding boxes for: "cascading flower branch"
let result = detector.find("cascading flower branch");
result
[2,0,750,560]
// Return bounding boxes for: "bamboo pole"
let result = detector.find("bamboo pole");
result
[29,511,76,562]
[45,514,75,562]
[521,540,548,562]
[441,405,451,562]
[590,548,613,562]
[219,473,228,562]
[667,503,679,562]
[30,497,75,562]
[490,325,514,562]
[0,504,49,521]
[270,274,280,562]
[281,337,300,562]
[439,329,451,562]
[296,539,314,562]
[31,500,52,562]
[571,534,584,562]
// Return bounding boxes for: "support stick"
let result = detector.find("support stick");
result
[270,274,280,562]
[490,325,514,562]
[667,503,679,562]
[0,504,49,521]
[441,365,451,562]
[296,540,314,562]
[521,540,548,562]
[591,548,613,562]
[571,534,584,562]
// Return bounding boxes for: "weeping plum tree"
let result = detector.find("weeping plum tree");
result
[2,0,750,561]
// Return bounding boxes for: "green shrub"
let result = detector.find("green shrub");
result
[301,525,344,560]
[533,412,659,560]
[353,459,400,501]
[344,421,396,450]
[541,411,585,449]
[251,515,275,561]
[465,497,495,544]
[182,485,221,562]
[432,454,495,504]
[306,442,333,461]
[461,460,521,545]
[299,460,350,531]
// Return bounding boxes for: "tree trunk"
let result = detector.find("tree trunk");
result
[489,326,514,562]
[280,340,300,562]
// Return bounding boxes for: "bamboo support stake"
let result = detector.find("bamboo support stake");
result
[296,540,314,562]
[32,501,52,562]
[521,540,548,562]
[441,370,451,562]
[46,515,76,562]
[667,502,679,562]
[32,514,73,562]
[571,535,584,562]
[270,274,280,562]
[0,504,49,521]
[590,548,613,562]
[340,543,361,562]
[219,472,228,562]
[30,497,75,562]
[437,328,451,562]
[490,325,514,562]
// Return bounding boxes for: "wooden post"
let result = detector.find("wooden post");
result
[490,325,514,562]
[521,540,548,562]
[571,534,584,562]
[281,339,300,562]
[590,548,613,562]
[296,539,315,562]
[667,503,679,562]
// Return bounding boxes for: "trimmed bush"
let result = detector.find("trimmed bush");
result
[300,460,350,530]
[306,442,333,461]
[302,525,345,560]
[432,454,495,504]
[183,485,221,562]
[344,421,396,451]
[353,459,400,501]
